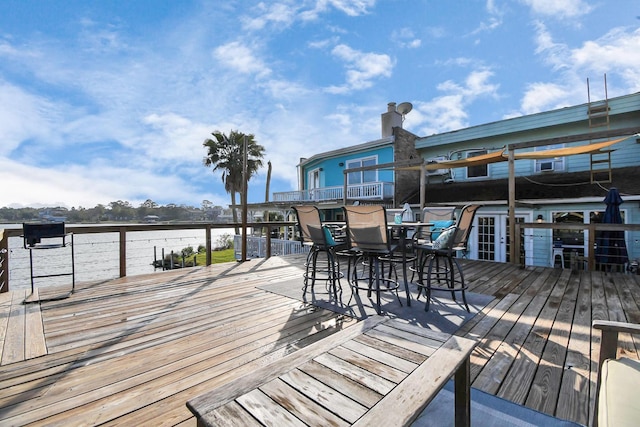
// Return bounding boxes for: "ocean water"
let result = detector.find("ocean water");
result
[2,225,235,292]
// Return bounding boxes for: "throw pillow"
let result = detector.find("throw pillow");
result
[432,226,456,249]
[430,220,455,240]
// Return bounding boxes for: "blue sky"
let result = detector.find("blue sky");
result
[1,0,639,209]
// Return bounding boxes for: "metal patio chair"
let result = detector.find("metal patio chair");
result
[292,205,345,299]
[343,205,401,314]
[414,204,481,312]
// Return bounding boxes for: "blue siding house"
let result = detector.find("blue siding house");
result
[414,91,640,269]
[262,92,639,270]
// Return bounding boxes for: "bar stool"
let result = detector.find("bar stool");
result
[292,206,345,300]
[551,241,565,268]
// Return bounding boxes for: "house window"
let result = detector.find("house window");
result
[467,150,488,178]
[552,211,585,248]
[535,144,565,172]
[552,210,627,266]
[347,156,377,185]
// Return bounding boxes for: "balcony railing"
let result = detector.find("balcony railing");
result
[272,182,394,202]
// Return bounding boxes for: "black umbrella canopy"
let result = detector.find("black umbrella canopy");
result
[602,187,624,223]
[596,187,629,267]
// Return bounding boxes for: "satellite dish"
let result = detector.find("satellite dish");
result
[397,102,412,123]
[397,102,413,115]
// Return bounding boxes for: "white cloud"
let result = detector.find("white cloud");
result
[520,25,640,114]
[571,27,640,90]
[520,82,570,114]
[213,41,271,78]
[300,0,375,20]
[413,68,499,134]
[521,0,593,18]
[241,2,297,31]
[326,44,394,93]
[469,0,504,35]
[308,37,340,49]
[0,82,56,153]
[141,113,211,161]
[392,28,422,49]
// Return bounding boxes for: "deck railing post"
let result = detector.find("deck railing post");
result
[514,223,522,266]
[0,230,8,293]
[205,224,212,266]
[119,228,126,278]
[588,223,596,271]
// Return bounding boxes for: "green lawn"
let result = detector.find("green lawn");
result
[193,248,236,266]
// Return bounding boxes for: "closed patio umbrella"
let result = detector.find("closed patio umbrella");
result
[595,187,628,269]
[402,202,413,222]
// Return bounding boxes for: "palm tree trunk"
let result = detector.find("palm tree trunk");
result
[230,189,240,235]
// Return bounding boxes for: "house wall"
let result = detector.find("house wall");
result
[414,92,640,269]
[416,92,640,182]
[302,146,395,190]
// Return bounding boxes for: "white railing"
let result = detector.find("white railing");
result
[273,182,394,202]
[234,235,309,259]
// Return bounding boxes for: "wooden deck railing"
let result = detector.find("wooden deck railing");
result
[0,222,296,293]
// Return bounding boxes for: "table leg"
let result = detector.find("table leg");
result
[400,230,411,306]
[454,356,471,427]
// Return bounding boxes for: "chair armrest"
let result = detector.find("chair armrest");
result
[593,320,640,371]
[592,320,640,335]
[592,320,640,427]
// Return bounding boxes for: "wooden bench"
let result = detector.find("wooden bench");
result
[187,316,476,426]
[592,320,640,427]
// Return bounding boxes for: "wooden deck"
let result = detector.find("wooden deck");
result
[1,254,639,426]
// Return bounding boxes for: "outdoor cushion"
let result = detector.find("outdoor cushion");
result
[431,220,455,240]
[322,225,337,246]
[598,357,640,427]
[432,226,456,249]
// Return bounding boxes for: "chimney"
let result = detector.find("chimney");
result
[381,102,402,137]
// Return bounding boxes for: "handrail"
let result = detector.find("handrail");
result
[514,222,640,270]
[0,221,296,292]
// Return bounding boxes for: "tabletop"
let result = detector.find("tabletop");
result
[188,316,476,427]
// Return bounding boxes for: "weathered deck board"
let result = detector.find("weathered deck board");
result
[0,254,639,426]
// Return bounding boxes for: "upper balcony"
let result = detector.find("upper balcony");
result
[272,181,394,203]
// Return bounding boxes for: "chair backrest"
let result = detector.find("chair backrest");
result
[412,206,456,242]
[343,205,389,252]
[451,205,481,249]
[291,205,332,247]
[421,206,456,223]
[23,222,67,248]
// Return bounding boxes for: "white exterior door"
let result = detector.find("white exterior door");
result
[473,212,532,263]
[308,169,320,200]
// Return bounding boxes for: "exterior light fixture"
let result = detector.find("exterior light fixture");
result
[537,214,544,223]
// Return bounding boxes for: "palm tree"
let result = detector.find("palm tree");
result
[203,130,265,233]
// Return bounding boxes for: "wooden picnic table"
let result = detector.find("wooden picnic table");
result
[187,316,476,427]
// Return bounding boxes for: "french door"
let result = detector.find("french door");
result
[474,213,531,263]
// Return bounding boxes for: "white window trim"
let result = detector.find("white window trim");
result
[535,144,565,173]
[466,150,488,179]
[346,155,378,185]
[307,168,320,190]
